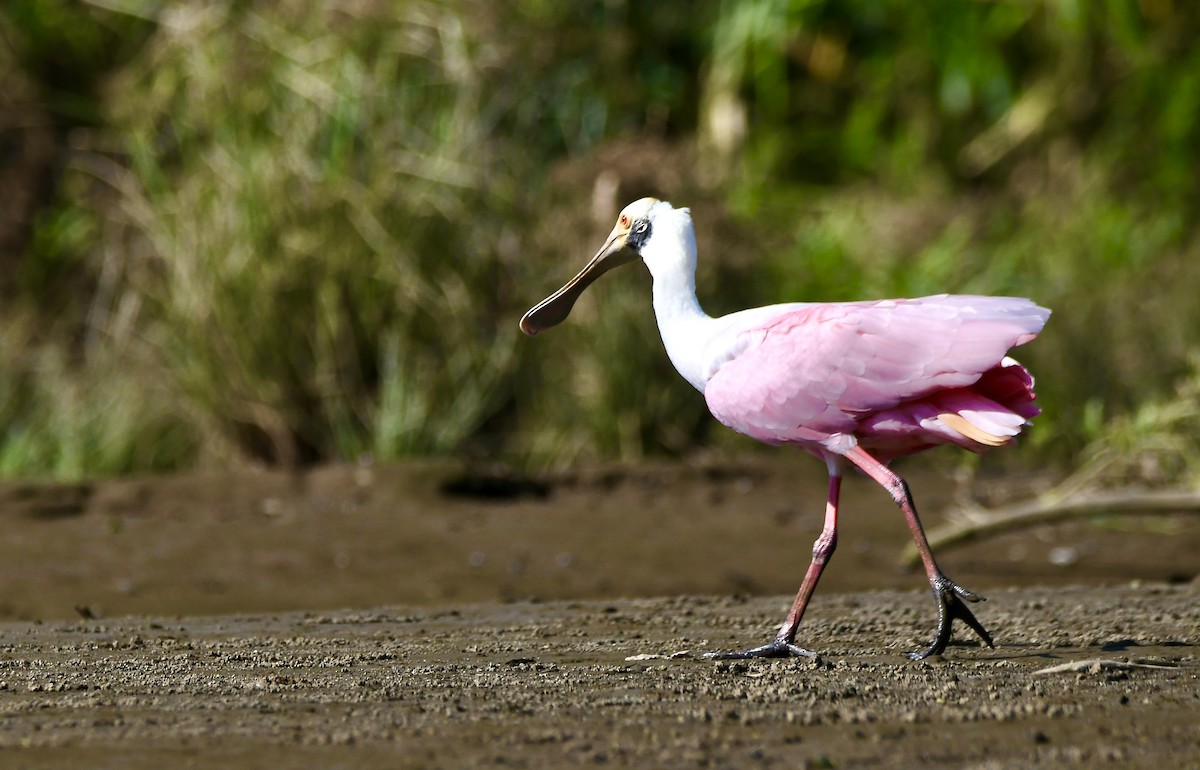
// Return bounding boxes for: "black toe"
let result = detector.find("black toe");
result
[909,576,994,660]
[704,639,817,660]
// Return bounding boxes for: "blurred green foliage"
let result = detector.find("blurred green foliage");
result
[1,0,1199,477]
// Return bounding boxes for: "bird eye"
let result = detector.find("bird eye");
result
[619,214,629,227]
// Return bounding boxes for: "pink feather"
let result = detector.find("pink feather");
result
[703,295,1048,458]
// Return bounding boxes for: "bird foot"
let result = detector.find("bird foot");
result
[908,575,994,660]
[703,638,817,660]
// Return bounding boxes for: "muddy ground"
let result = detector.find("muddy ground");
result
[1,455,1198,768]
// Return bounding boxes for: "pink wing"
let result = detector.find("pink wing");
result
[703,295,1050,446]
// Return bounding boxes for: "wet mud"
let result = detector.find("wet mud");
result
[1,456,1198,767]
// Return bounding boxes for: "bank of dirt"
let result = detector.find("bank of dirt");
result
[1,456,1198,767]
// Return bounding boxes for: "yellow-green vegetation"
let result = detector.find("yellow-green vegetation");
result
[2,0,1199,477]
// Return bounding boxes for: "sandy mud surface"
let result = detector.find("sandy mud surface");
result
[1,456,1198,767]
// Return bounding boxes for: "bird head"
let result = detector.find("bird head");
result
[519,197,661,335]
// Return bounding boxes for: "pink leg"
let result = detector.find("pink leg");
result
[842,445,994,659]
[705,468,842,659]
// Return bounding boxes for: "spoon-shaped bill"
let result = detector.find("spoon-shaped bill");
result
[519,232,636,335]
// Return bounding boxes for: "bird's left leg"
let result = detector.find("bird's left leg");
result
[704,461,842,660]
[842,445,994,660]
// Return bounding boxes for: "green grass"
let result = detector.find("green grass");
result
[2,0,1200,478]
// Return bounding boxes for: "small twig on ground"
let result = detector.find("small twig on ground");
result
[1032,659,1178,676]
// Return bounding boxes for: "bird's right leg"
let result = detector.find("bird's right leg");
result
[842,445,994,659]
[703,464,842,660]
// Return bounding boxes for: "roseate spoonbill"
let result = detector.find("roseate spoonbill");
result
[520,198,1050,660]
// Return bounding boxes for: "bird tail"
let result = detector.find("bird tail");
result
[933,357,1040,450]
[973,355,1040,421]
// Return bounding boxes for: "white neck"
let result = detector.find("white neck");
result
[641,206,715,392]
